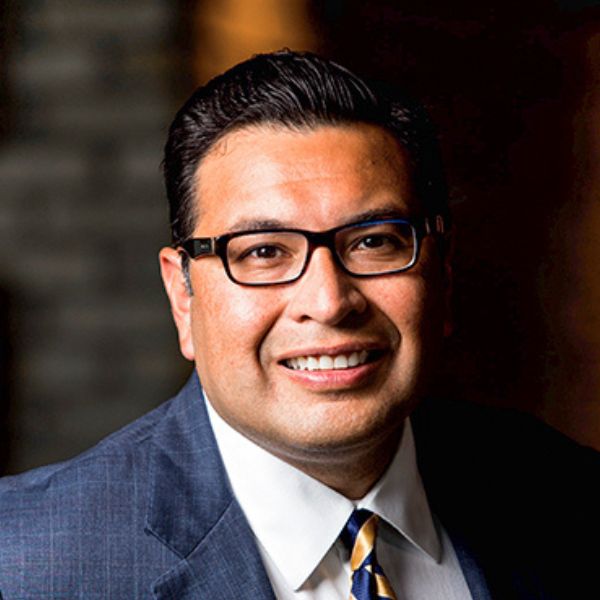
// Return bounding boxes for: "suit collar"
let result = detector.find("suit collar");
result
[145,373,230,556]
[145,373,275,599]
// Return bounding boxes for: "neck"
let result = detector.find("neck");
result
[275,425,404,500]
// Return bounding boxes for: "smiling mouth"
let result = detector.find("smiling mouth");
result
[282,350,381,371]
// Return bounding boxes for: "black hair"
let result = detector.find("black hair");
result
[163,49,448,246]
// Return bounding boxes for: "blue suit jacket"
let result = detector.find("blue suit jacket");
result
[0,374,597,598]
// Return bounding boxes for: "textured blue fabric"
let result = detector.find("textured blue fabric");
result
[0,374,275,600]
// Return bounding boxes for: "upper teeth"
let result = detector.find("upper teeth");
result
[285,350,369,371]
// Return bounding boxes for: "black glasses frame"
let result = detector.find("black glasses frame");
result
[179,216,446,286]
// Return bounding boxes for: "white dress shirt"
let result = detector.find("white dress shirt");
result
[206,397,472,599]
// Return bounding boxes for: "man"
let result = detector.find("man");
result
[0,51,597,599]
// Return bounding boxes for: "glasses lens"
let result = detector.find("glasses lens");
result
[226,232,308,284]
[336,220,416,275]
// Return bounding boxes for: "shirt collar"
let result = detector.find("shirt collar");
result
[205,395,440,591]
[359,419,441,562]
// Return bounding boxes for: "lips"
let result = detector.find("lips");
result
[284,350,370,371]
[277,345,387,392]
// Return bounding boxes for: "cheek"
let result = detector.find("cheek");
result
[372,276,431,331]
[191,276,284,363]
[369,273,446,370]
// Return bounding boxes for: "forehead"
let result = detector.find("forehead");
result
[193,123,418,233]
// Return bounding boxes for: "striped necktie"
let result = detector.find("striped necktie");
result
[341,509,398,600]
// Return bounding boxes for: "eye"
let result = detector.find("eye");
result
[237,244,290,262]
[248,245,282,259]
[354,233,405,251]
[227,232,306,271]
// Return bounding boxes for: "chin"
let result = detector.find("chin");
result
[279,409,404,455]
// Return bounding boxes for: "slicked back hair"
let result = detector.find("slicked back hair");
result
[163,50,448,246]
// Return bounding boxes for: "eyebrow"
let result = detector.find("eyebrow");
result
[227,205,412,234]
[227,219,288,233]
[338,207,411,227]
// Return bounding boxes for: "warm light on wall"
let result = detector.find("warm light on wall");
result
[561,31,600,446]
[193,0,317,83]
[541,29,600,449]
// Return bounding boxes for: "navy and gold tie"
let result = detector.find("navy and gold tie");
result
[341,509,398,600]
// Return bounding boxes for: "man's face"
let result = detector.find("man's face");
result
[161,123,449,465]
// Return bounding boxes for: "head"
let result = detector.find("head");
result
[160,51,451,493]
[164,50,448,248]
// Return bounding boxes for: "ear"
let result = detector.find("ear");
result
[159,247,195,360]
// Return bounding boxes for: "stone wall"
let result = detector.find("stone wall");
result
[0,0,190,472]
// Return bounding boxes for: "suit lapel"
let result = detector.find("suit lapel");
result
[151,501,275,599]
[448,527,550,600]
[412,399,554,600]
[446,529,493,600]
[145,374,275,599]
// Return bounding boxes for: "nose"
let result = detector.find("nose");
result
[286,247,368,325]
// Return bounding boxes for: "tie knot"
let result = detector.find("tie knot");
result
[341,509,378,551]
[341,509,397,599]
[341,509,380,571]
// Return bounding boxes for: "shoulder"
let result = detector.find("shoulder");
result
[413,398,600,596]
[412,396,600,486]
[0,381,197,598]
[0,392,171,498]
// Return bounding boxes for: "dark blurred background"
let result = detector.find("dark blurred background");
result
[1,0,599,474]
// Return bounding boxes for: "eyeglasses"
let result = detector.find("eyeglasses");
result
[179,216,446,286]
